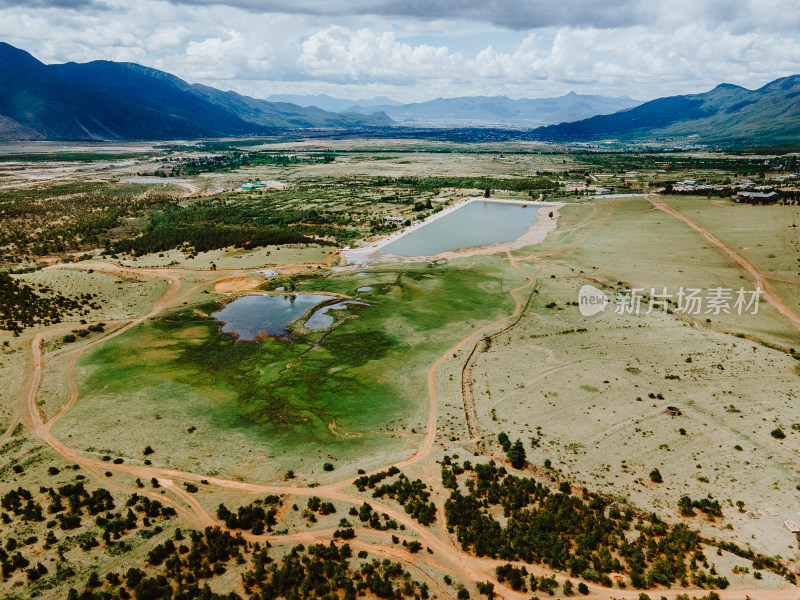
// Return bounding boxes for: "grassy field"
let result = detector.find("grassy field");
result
[658,195,800,334]
[5,143,800,599]
[117,244,334,270]
[52,256,524,483]
[468,197,800,563]
[531,195,798,344]
[18,266,169,322]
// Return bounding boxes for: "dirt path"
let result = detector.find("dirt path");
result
[26,265,182,432]
[649,195,800,332]
[17,248,799,600]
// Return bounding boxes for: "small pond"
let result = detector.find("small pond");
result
[212,294,333,340]
[306,301,368,331]
[379,200,539,257]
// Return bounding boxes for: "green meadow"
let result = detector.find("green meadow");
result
[53,256,525,480]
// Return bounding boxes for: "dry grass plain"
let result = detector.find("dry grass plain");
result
[3,146,800,599]
[468,195,800,565]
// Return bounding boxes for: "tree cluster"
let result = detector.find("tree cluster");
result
[216,497,280,535]
[0,273,87,333]
[443,460,724,590]
[497,433,526,469]
[371,473,437,526]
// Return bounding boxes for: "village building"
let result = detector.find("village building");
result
[734,191,779,204]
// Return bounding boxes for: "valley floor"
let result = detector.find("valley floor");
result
[1,144,799,600]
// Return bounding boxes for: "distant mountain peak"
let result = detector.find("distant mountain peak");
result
[710,82,746,92]
[342,92,641,127]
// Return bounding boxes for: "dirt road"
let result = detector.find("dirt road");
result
[649,195,800,332]
[17,249,799,600]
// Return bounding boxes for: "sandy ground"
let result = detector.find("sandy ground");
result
[212,274,266,293]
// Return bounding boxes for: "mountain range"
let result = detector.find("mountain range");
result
[2,41,799,145]
[266,92,640,127]
[0,43,390,141]
[266,93,403,113]
[344,93,642,127]
[534,77,800,144]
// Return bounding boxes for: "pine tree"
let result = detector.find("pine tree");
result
[507,439,526,469]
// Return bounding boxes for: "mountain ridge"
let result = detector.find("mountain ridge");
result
[0,42,390,141]
[343,93,641,127]
[533,75,800,144]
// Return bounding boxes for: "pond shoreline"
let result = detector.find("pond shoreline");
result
[211,292,344,341]
[341,197,564,264]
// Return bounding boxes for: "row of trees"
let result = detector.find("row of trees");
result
[369,175,557,193]
[170,151,335,177]
[106,225,320,256]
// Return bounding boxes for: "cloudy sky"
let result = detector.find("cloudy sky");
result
[3,0,800,103]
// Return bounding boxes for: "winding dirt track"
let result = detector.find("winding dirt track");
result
[18,206,800,599]
[396,252,539,468]
[648,195,800,331]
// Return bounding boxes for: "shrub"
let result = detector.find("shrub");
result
[497,432,511,452]
[649,468,663,483]
[678,495,694,516]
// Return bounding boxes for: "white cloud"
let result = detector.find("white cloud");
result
[291,23,800,98]
[298,26,463,84]
[181,32,272,79]
[1,0,800,102]
[146,26,192,52]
